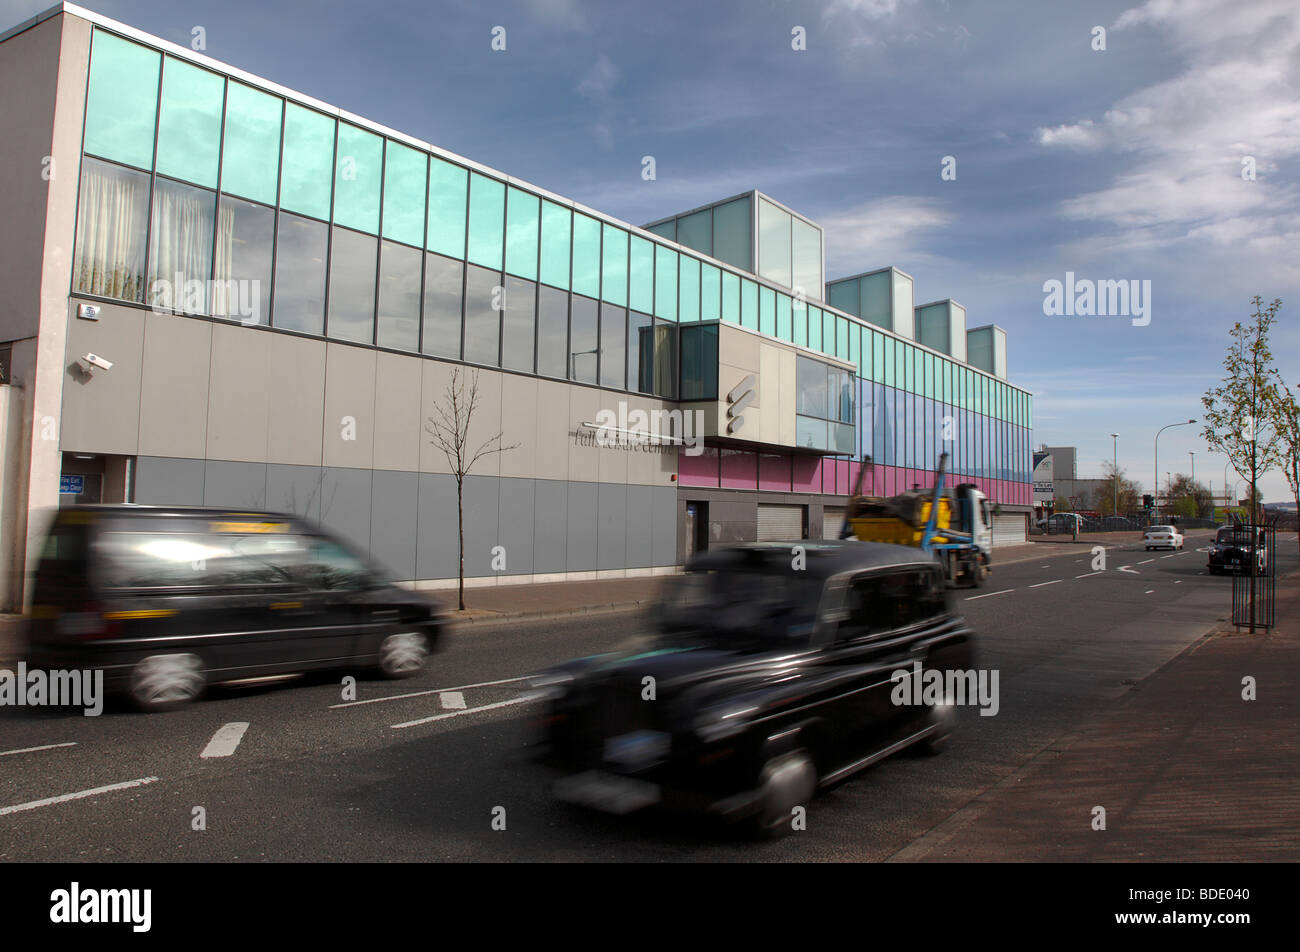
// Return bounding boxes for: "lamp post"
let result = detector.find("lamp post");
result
[1110,433,1119,516]
[1154,419,1195,516]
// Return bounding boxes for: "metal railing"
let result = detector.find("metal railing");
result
[1231,523,1276,631]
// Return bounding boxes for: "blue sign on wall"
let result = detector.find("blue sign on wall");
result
[59,475,85,495]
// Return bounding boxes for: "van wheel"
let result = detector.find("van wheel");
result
[377,631,431,679]
[129,653,204,712]
[751,749,817,838]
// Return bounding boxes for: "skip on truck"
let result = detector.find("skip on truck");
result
[838,451,994,587]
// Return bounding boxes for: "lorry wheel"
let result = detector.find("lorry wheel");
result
[130,653,205,712]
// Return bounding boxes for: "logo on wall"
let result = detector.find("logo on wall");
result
[726,374,756,434]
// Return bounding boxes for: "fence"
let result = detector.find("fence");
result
[1230,523,1276,631]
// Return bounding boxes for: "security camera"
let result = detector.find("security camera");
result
[80,353,113,372]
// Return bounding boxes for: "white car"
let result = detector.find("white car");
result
[1143,525,1184,550]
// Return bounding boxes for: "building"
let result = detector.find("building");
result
[0,4,1035,608]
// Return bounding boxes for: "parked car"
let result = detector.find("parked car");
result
[1142,524,1184,551]
[1042,513,1082,535]
[530,540,976,835]
[24,505,448,711]
[1207,526,1268,576]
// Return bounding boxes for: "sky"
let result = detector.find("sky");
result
[5,0,1298,502]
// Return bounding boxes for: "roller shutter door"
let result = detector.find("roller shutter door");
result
[757,504,805,541]
[823,507,847,539]
[992,512,1026,547]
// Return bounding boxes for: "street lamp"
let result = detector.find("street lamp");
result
[1110,433,1119,516]
[1154,419,1195,515]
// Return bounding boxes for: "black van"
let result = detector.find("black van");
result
[24,505,448,711]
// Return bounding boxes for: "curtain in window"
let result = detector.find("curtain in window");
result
[210,203,236,317]
[73,159,149,302]
[148,179,214,313]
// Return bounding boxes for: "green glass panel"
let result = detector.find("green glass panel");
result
[720,271,740,324]
[884,337,895,387]
[740,279,758,330]
[792,304,807,348]
[679,255,700,322]
[84,31,160,170]
[776,293,791,341]
[837,317,849,360]
[808,306,822,351]
[873,331,884,384]
[759,286,775,336]
[700,263,720,321]
[629,235,654,311]
[856,325,866,377]
[505,187,540,280]
[571,214,601,297]
[382,142,426,247]
[654,245,678,322]
[822,311,835,355]
[333,124,382,233]
[539,201,571,289]
[221,81,281,205]
[280,103,335,220]
[155,58,224,188]
[600,224,627,306]
[427,157,467,258]
[466,174,504,269]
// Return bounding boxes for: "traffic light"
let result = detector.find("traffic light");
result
[1142,494,1154,509]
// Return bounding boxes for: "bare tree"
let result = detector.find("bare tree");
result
[424,368,518,610]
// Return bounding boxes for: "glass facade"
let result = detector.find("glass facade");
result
[69,26,1031,499]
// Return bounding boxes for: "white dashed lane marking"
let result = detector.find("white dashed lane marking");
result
[1138,559,1154,565]
[1029,580,1061,588]
[330,675,532,709]
[439,691,466,710]
[200,722,249,759]
[0,742,76,758]
[391,696,535,730]
[0,777,159,817]
[1075,571,1102,578]
[965,589,1015,601]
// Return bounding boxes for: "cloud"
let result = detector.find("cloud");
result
[819,196,953,275]
[521,0,590,33]
[1037,0,1300,252]
[576,53,618,100]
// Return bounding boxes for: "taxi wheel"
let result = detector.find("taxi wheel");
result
[129,653,205,712]
[918,698,957,755]
[377,631,431,679]
[752,749,817,838]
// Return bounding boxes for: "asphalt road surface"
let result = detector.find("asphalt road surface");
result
[1,536,1291,862]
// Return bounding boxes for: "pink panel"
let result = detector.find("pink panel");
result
[720,449,757,490]
[793,455,822,493]
[847,461,862,495]
[678,446,719,487]
[758,454,791,492]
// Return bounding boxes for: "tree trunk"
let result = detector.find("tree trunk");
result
[457,480,465,612]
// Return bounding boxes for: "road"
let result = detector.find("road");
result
[0,534,1290,862]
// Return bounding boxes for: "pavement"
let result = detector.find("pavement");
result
[891,564,1300,862]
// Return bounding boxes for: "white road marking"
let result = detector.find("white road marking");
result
[391,696,535,730]
[1138,559,1154,565]
[1161,554,1177,559]
[0,742,77,758]
[439,691,466,710]
[1041,564,1050,568]
[1174,580,1182,584]
[1074,560,1084,563]
[1075,571,1102,579]
[1145,590,1155,594]
[965,589,1015,601]
[1029,580,1061,588]
[200,722,249,759]
[0,776,159,817]
[1119,566,1140,574]
[330,675,533,709]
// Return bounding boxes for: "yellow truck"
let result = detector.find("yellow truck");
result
[839,452,993,587]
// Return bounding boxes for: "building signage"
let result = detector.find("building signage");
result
[1032,452,1053,503]
[59,475,84,495]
